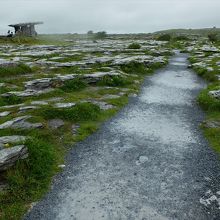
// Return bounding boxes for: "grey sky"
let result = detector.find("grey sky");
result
[0,0,219,34]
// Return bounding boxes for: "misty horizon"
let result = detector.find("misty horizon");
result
[0,0,220,35]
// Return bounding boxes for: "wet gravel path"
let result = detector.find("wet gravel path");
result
[25,52,220,220]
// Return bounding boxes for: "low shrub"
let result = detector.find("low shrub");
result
[60,78,87,92]
[128,43,141,49]
[157,34,171,41]
[120,61,150,75]
[173,36,189,41]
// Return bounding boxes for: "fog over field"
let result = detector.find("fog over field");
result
[0,0,219,34]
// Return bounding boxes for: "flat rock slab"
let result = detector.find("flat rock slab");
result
[0,116,43,130]
[0,145,28,171]
[85,100,115,110]
[0,135,27,150]
[19,106,39,112]
[0,111,11,117]
[48,119,65,129]
[54,103,76,108]
[102,94,121,99]
[0,116,30,129]
[3,88,54,97]
[30,101,49,105]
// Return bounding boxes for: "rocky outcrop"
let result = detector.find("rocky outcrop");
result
[48,119,64,129]
[0,135,27,150]
[209,90,220,99]
[0,145,28,171]
[0,116,43,130]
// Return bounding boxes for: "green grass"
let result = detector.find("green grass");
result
[127,43,141,49]
[0,64,32,77]
[120,62,150,75]
[60,78,88,92]
[191,53,220,156]
[98,75,132,87]
[39,102,101,122]
[198,87,220,111]
[0,132,60,220]
[0,95,23,107]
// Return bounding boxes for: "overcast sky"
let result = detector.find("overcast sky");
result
[0,0,219,34]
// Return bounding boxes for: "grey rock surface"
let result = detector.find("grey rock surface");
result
[0,116,43,130]
[54,103,76,108]
[203,120,220,128]
[48,119,65,130]
[71,124,80,135]
[0,111,11,117]
[0,145,28,171]
[0,135,26,150]
[209,90,220,99]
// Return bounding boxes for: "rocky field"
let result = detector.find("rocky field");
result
[0,34,219,219]
[0,36,171,219]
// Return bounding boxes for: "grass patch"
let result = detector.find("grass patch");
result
[127,43,141,49]
[98,75,132,87]
[39,102,101,122]
[197,86,220,111]
[120,62,150,75]
[0,64,32,77]
[60,78,87,92]
[203,128,220,154]
[0,133,60,220]
[0,95,23,106]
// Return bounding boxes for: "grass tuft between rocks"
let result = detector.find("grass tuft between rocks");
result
[0,64,32,77]
[39,102,101,121]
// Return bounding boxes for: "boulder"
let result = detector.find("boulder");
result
[0,145,28,171]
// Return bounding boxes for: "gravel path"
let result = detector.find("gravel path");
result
[24,52,220,220]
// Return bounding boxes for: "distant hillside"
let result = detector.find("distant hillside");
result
[153,28,220,37]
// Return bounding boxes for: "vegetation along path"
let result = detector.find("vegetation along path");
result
[24,52,220,220]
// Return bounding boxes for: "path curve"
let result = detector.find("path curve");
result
[25,52,220,220]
